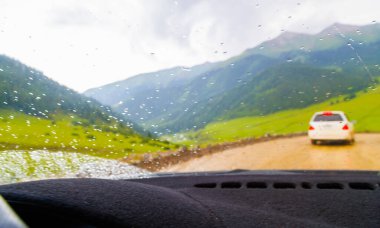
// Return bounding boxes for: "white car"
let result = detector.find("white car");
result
[308,111,355,145]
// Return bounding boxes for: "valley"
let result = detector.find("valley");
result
[1,22,380,181]
[85,23,380,134]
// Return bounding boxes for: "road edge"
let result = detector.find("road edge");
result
[128,132,307,171]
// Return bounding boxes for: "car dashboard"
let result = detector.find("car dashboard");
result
[0,170,380,227]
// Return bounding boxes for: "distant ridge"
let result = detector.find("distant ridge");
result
[84,22,380,133]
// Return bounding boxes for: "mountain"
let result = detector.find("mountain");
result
[85,53,280,133]
[0,56,120,124]
[243,23,380,57]
[162,63,375,132]
[84,23,380,134]
[84,62,219,106]
[0,55,178,157]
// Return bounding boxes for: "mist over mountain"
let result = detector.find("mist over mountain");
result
[84,23,380,134]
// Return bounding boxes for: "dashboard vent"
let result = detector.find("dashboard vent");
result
[273,182,296,189]
[316,183,344,189]
[221,182,242,188]
[247,182,267,189]
[349,182,375,190]
[194,181,378,190]
[194,183,217,188]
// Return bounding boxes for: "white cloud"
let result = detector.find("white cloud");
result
[0,0,379,91]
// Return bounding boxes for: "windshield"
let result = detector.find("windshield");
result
[1,0,380,184]
[313,114,344,122]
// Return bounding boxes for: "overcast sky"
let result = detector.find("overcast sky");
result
[0,0,379,92]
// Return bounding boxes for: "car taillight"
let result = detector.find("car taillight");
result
[309,125,315,130]
[342,124,349,130]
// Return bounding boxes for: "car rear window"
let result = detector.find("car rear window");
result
[313,114,343,122]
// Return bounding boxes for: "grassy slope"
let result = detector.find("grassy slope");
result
[176,84,380,146]
[0,110,178,159]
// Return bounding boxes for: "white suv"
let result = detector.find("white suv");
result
[308,111,355,145]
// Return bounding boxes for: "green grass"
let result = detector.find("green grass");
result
[172,84,380,146]
[0,111,179,159]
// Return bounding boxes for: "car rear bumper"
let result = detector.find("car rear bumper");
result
[308,131,353,141]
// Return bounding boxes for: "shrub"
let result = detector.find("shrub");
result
[86,134,96,140]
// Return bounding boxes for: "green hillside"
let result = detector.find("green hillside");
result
[163,63,377,132]
[0,110,178,159]
[173,83,380,145]
[0,55,178,158]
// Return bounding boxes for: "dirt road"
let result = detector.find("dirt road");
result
[161,133,380,172]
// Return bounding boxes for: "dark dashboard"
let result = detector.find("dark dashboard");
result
[1,170,380,227]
